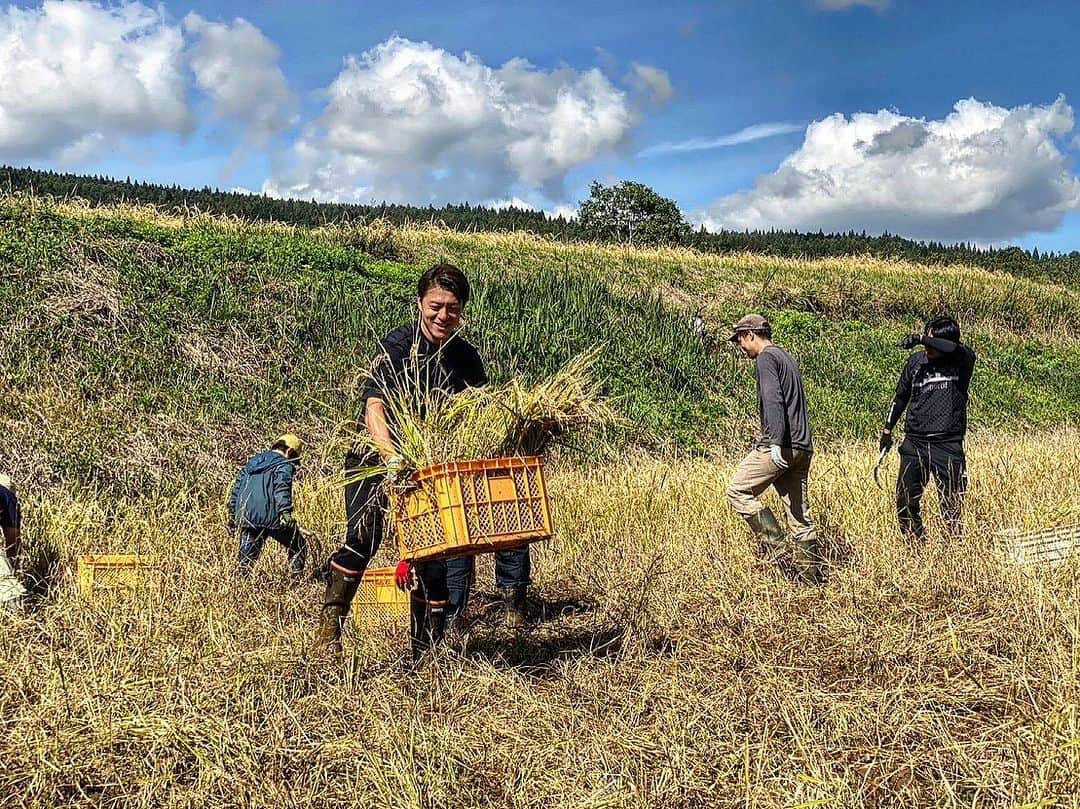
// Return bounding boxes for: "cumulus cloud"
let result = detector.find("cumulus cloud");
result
[640,121,804,157]
[699,96,1080,243]
[0,0,191,161]
[265,36,656,204]
[816,0,889,10]
[184,13,296,145]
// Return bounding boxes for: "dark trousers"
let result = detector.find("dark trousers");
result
[896,437,967,541]
[331,451,532,614]
[330,451,448,604]
[445,547,531,606]
[237,525,306,578]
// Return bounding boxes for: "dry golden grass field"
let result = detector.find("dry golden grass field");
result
[2,433,1079,808]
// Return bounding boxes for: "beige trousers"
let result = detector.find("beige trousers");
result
[726,447,817,542]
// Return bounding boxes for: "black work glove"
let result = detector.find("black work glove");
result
[878,432,893,453]
[897,333,923,350]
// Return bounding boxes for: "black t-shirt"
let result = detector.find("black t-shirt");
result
[362,322,487,418]
[886,342,976,440]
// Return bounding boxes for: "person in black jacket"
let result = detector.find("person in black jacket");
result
[1,473,28,612]
[228,434,306,581]
[880,316,976,542]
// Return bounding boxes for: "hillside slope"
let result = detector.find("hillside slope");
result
[1,196,1077,497]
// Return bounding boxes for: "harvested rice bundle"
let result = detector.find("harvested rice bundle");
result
[351,348,620,478]
[496,349,621,456]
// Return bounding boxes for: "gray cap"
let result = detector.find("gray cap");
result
[727,313,771,342]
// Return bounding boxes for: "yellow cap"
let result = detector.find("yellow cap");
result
[276,433,304,455]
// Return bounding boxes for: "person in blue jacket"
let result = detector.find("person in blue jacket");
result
[228,434,306,581]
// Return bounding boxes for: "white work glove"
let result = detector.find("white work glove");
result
[384,454,414,494]
[769,445,789,470]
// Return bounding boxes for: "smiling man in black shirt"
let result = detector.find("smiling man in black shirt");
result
[880,316,977,542]
[314,263,531,658]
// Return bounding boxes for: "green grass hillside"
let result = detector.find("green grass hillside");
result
[1,195,1077,499]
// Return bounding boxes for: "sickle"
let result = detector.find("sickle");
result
[872,447,889,490]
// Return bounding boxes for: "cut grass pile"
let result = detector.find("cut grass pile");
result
[367,348,622,473]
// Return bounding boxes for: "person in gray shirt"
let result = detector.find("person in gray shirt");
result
[725,314,822,584]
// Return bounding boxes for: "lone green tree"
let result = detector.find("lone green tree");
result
[578,180,691,246]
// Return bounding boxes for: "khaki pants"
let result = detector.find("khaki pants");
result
[726,447,818,543]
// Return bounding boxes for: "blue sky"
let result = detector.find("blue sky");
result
[2,0,1079,249]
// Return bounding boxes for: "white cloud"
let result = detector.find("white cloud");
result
[184,13,296,146]
[628,63,674,106]
[640,121,804,157]
[816,0,889,10]
[487,196,538,210]
[265,36,651,204]
[699,96,1080,243]
[0,0,191,161]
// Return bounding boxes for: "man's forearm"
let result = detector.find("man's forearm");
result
[363,399,396,460]
[922,335,958,353]
[884,399,906,431]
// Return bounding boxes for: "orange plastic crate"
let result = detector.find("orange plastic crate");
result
[352,566,411,633]
[391,456,553,562]
[76,554,158,600]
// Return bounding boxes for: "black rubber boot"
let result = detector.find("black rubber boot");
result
[410,599,447,661]
[499,585,528,628]
[444,604,468,647]
[792,534,824,586]
[746,508,787,565]
[312,567,360,655]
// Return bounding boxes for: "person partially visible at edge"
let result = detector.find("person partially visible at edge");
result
[0,473,29,612]
[879,316,976,542]
[227,434,307,582]
[725,314,823,585]
[314,262,532,660]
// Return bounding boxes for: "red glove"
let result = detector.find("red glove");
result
[394,560,412,591]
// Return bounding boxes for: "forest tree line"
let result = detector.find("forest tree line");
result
[4,165,1077,286]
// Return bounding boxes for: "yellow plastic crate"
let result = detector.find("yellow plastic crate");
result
[76,554,158,600]
[352,566,411,633]
[391,456,553,562]
[998,524,1080,566]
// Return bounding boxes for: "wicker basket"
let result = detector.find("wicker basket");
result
[76,554,158,600]
[391,456,553,562]
[997,524,1080,565]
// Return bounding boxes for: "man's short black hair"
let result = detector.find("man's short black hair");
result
[925,316,960,342]
[417,262,470,304]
